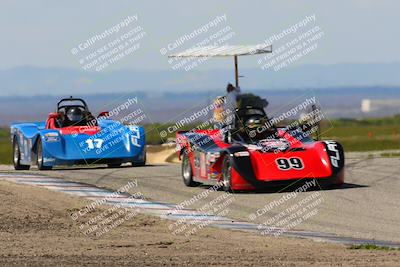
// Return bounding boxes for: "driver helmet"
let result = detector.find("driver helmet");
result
[244,116,273,140]
[245,116,263,130]
[66,107,83,124]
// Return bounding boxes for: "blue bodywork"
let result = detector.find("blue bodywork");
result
[11,120,146,167]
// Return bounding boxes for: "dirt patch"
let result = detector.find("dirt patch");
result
[0,180,399,266]
[147,145,179,164]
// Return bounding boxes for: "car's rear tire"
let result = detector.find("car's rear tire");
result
[221,156,233,192]
[131,152,146,167]
[13,137,30,170]
[36,138,52,170]
[182,151,200,187]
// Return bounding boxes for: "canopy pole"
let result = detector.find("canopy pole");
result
[234,55,239,87]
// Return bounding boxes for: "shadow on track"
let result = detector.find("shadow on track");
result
[38,164,163,171]
[195,181,367,194]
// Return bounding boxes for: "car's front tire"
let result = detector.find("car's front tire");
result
[13,137,30,170]
[182,151,200,187]
[36,138,52,170]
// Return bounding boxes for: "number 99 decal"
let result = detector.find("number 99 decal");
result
[276,157,304,170]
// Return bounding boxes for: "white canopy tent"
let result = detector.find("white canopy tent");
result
[168,44,272,87]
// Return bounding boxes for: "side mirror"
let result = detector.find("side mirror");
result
[98,111,109,119]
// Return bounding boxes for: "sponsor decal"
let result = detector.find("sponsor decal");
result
[43,157,56,163]
[324,141,340,168]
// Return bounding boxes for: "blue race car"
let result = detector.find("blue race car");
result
[11,97,146,170]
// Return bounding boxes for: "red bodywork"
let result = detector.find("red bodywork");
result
[177,129,345,191]
[45,112,100,136]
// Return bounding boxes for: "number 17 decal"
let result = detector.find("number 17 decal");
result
[85,139,104,150]
[276,157,304,170]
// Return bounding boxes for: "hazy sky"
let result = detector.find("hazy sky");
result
[1,0,399,71]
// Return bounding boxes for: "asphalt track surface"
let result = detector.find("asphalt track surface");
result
[3,151,400,245]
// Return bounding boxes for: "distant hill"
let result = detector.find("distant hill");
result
[1,87,400,125]
[1,63,400,96]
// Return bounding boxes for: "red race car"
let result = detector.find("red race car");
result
[169,45,344,192]
[176,94,344,192]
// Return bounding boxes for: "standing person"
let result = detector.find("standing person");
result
[223,83,240,142]
[212,96,225,129]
